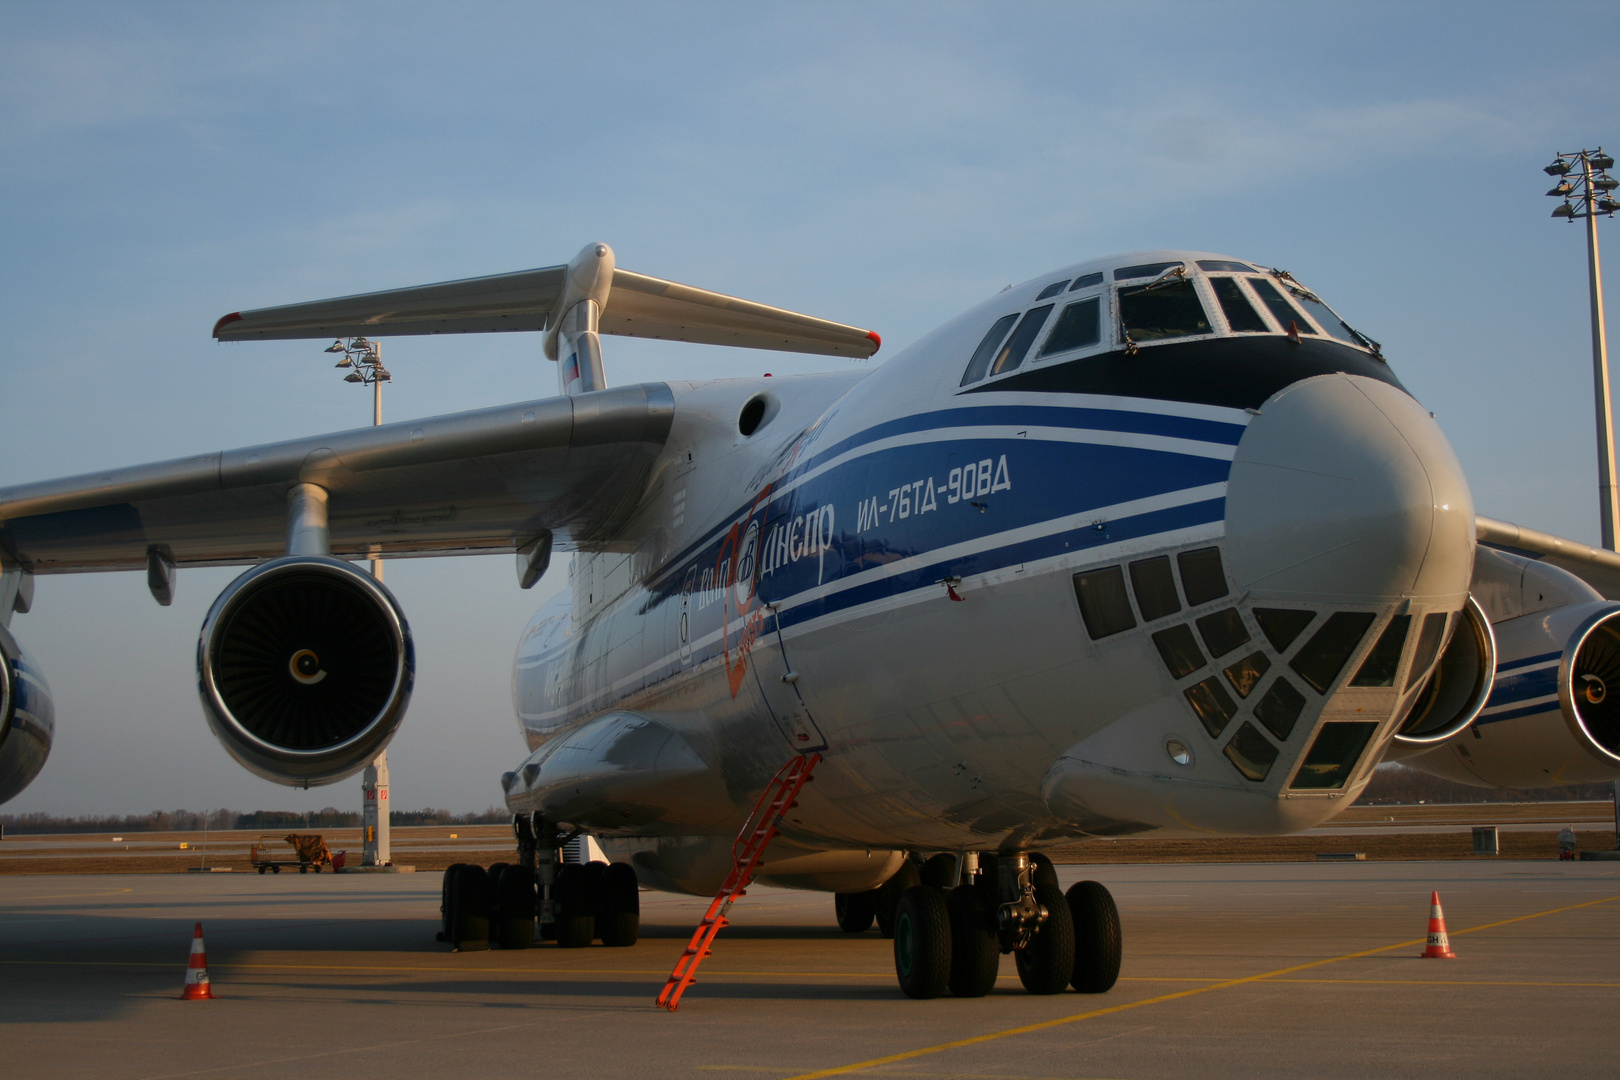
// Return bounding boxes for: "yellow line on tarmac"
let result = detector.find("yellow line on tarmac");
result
[777,892,1620,1080]
[1261,977,1620,988]
[0,888,135,901]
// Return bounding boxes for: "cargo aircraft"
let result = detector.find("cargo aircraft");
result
[5,243,1620,1000]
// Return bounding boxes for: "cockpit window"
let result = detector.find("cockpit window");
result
[1248,278,1315,336]
[1037,297,1101,358]
[1209,277,1269,333]
[959,313,1019,386]
[1289,292,1363,347]
[1118,280,1212,343]
[1068,272,1104,291]
[988,304,1054,376]
[1036,280,1070,300]
[1115,261,1182,281]
[1196,260,1254,273]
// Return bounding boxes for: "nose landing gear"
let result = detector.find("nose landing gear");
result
[888,851,1121,999]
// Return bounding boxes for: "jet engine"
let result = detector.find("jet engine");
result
[197,556,414,787]
[1404,549,1620,788]
[0,624,55,804]
[1385,596,1496,751]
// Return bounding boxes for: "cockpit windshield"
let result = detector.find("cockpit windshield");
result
[1118,279,1212,343]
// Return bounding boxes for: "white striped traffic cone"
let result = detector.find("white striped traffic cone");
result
[180,921,216,998]
[1421,891,1456,959]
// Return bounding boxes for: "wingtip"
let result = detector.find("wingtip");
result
[212,312,243,339]
[866,330,882,355]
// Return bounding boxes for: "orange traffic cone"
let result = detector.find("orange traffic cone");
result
[1421,891,1456,959]
[180,921,216,998]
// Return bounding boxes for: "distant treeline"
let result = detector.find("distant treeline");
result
[1354,764,1617,806]
[0,806,511,835]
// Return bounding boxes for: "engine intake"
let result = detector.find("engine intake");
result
[1561,607,1620,765]
[0,624,55,804]
[198,556,413,786]
[1394,596,1496,745]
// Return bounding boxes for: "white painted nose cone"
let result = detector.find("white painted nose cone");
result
[1225,374,1473,606]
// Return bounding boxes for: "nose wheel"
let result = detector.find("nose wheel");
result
[886,855,1120,998]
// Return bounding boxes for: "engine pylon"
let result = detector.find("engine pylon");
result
[1421,891,1456,959]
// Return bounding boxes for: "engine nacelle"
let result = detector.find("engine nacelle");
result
[0,624,55,804]
[198,556,414,787]
[1406,594,1620,788]
[1384,595,1496,753]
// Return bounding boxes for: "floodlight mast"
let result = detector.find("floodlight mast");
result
[325,335,394,868]
[1546,149,1620,550]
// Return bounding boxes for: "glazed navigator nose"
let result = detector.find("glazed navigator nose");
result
[1223,373,1474,607]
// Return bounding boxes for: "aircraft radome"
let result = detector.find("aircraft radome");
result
[4,242,1620,999]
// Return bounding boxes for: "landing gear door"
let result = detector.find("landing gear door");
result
[751,605,828,752]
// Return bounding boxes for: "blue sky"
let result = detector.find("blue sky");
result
[2,2,1617,815]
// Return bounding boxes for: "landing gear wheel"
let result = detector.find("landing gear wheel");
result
[893,886,952,999]
[835,890,878,932]
[1015,880,1074,994]
[554,863,596,948]
[597,862,640,947]
[449,865,492,951]
[946,884,1000,997]
[1067,880,1121,993]
[876,861,921,939]
[495,865,535,950]
[439,863,467,943]
[486,862,512,947]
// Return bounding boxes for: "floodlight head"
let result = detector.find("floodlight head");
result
[333,357,353,368]
[324,340,346,353]
[1548,182,1574,196]
[1546,160,1572,176]
[1592,153,1615,170]
[351,336,370,350]
[1553,203,1577,219]
[343,371,365,383]
[1595,177,1619,191]
[1600,197,1620,215]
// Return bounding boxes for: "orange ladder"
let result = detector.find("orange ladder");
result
[656,752,821,1011]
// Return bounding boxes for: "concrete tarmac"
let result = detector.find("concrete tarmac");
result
[2,861,1616,1080]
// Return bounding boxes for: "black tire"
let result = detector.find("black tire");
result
[835,890,878,933]
[877,861,921,939]
[299,865,308,874]
[597,862,640,947]
[440,863,468,943]
[257,866,266,874]
[272,865,280,874]
[893,886,952,999]
[1030,852,1060,893]
[920,853,958,889]
[450,865,492,951]
[495,865,535,950]
[1015,880,1075,994]
[946,884,1001,998]
[485,862,511,945]
[1067,880,1122,993]
[554,863,595,948]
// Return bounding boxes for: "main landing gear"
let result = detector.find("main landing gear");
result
[876,852,1120,999]
[438,813,641,952]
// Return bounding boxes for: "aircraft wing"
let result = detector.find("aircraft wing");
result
[212,263,882,360]
[0,382,673,574]
[1476,514,1620,599]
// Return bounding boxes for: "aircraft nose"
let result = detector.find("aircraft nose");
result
[1224,373,1474,606]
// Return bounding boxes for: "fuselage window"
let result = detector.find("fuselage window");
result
[1114,261,1182,281]
[1248,278,1316,336]
[959,312,1019,386]
[1118,280,1212,343]
[1196,260,1254,273]
[1209,277,1269,333]
[1068,271,1104,291]
[1289,292,1364,346]
[1036,280,1071,300]
[1073,566,1137,640]
[988,304,1055,377]
[1036,297,1101,359]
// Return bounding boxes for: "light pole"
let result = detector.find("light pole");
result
[1545,148,1620,549]
[325,336,394,867]
[1545,148,1620,849]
